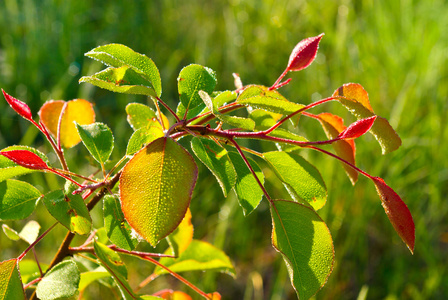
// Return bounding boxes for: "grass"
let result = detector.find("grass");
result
[1,0,447,299]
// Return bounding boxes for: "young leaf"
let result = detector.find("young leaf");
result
[178,64,217,110]
[84,43,162,97]
[120,137,198,247]
[103,195,139,251]
[126,126,164,156]
[237,85,304,115]
[0,149,49,170]
[167,208,194,257]
[75,122,114,165]
[36,259,80,300]
[0,259,26,300]
[190,137,237,197]
[125,103,157,130]
[38,99,95,148]
[93,241,137,300]
[287,33,324,72]
[78,270,110,293]
[270,200,334,299]
[337,116,377,140]
[79,66,159,97]
[0,179,41,221]
[41,186,92,235]
[199,90,255,130]
[333,83,402,154]
[18,220,40,244]
[2,89,32,121]
[263,151,327,210]
[372,177,415,253]
[2,224,20,241]
[317,113,358,184]
[0,146,50,182]
[227,152,264,216]
[155,240,235,277]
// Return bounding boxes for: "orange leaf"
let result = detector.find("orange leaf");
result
[333,83,373,112]
[39,99,95,148]
[372,177,415,253]
[318,113,358,184]
[157,289,193,300]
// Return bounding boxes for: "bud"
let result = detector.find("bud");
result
[287,33,324,72]
[2,89,33,120]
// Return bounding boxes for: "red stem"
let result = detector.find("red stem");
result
[18,222,58,261]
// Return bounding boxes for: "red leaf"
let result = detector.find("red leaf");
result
[2,89,33,120]
[372,177,415,253]
[0,150,49,170]
[338,116,377,140]
[287,33,324,72]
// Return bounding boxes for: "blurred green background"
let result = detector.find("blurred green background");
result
[1,0,447,299]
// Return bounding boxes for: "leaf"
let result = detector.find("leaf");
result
[0,259,26,300]
[156,290,192,300]
[166,208,194,257]
[38,99,95,148]
[18,220,40,244]
[332,83,402,154]
[178,64,217,110]
[125,103,157,130]
[190,137,236,197]
[2,224,20,241]
[155,240,235,277]
[76,122,114,164]
[103,195,139,251]
[41,183,92,235]
[263,151,327,210]
[199,90,255,130]
[0,179,41,221]
[0,149,49,170]
[36,259,80,300]
[18,259,48,285]
[372,177,415,253]
[287,33,324,72]
[84,43,162,97]
[79,66,158,97]
[120,137,198,247]
[270,200,334,299]
[78,270,109,292]
[0,146,50,182]
[176,101,207,121]
[94,241,136,300]
[2,89,32,121]
[237,85,304,116]
[126,126,164,156]
[337,116,377,140]
[317,113,358,184]
[227,152,264,216]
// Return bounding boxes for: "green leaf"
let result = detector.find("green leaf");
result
[126,126,164,156]
[84,43,162,97]
[94,241,136,300]
[332,83,401,154]
[0,179,41,220]
[125,103,157,130]
[238,85,305,115]
[0,146,49,182]
[199,90,255,130]
[190,137,236,197]
[103,195,139,251]
[0,259,25,300]
[36,259,80,300]
[79,270,109,292]
[18,220,40,244]
[176,101,207,121]
[42,183,92,235]
[79,66,158,97]
[227,152,264,216]
[120,137,198,247]
[166,208,193,257]
[18,259,48,285]
[270,200,334,299]
[178,64,217,110]
[263,151,327,210]
[76,122,114,165]
[2,224,20,241]
[155,240,235,277]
